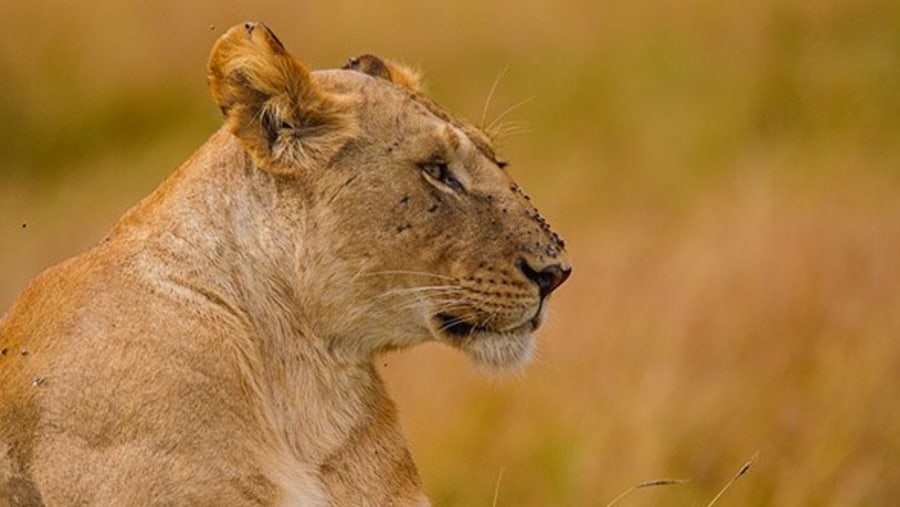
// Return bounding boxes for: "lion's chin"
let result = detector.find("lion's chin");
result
[460,330,536,370]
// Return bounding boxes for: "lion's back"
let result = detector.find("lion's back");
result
[0,254,93,506]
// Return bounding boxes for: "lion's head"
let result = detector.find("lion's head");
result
[208,23,570,369]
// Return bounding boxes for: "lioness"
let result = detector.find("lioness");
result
[0,22,570,506]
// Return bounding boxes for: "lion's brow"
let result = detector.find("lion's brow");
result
[407,90,503,166]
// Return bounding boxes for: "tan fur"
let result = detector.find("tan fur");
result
[0,22,569,506]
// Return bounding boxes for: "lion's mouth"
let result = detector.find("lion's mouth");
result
[435,313,484,337]
[434,312,538,339]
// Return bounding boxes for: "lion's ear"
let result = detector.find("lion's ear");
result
[343,54,423,93]
[208,22,353,174]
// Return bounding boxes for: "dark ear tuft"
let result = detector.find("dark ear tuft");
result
[344,54,393,81]
[343,54,422,92]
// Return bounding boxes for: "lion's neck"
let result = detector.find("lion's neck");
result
[111,130,406,466]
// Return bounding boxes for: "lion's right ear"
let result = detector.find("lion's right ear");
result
[343,54,423,93]
[208,22,354,175]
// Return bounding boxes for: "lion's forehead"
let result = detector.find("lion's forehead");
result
[312,69,501,165]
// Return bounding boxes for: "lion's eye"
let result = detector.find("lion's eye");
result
[420,162,464,193]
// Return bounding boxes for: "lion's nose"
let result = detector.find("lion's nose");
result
[517,258,571,298]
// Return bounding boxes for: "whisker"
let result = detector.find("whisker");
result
[397,292,470,308]
[427,301,472,313]
[397,297,472,312]
[362,270,456,281]
[390,293,472,313]
[489,120,533,140]
[348,258,376,286]
[487,96,536,134]
[382,285,465,293]
[439,308,484,327]
[481,64,509,129]
[477,311,499,330]
[438,313,479,333]
[376,285,466,299]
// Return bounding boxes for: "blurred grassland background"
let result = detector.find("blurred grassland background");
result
[2,0,899,505]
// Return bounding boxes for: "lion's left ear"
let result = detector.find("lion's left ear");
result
[208,22,353,175]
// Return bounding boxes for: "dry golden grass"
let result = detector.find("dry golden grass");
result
[2,0,899,505]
